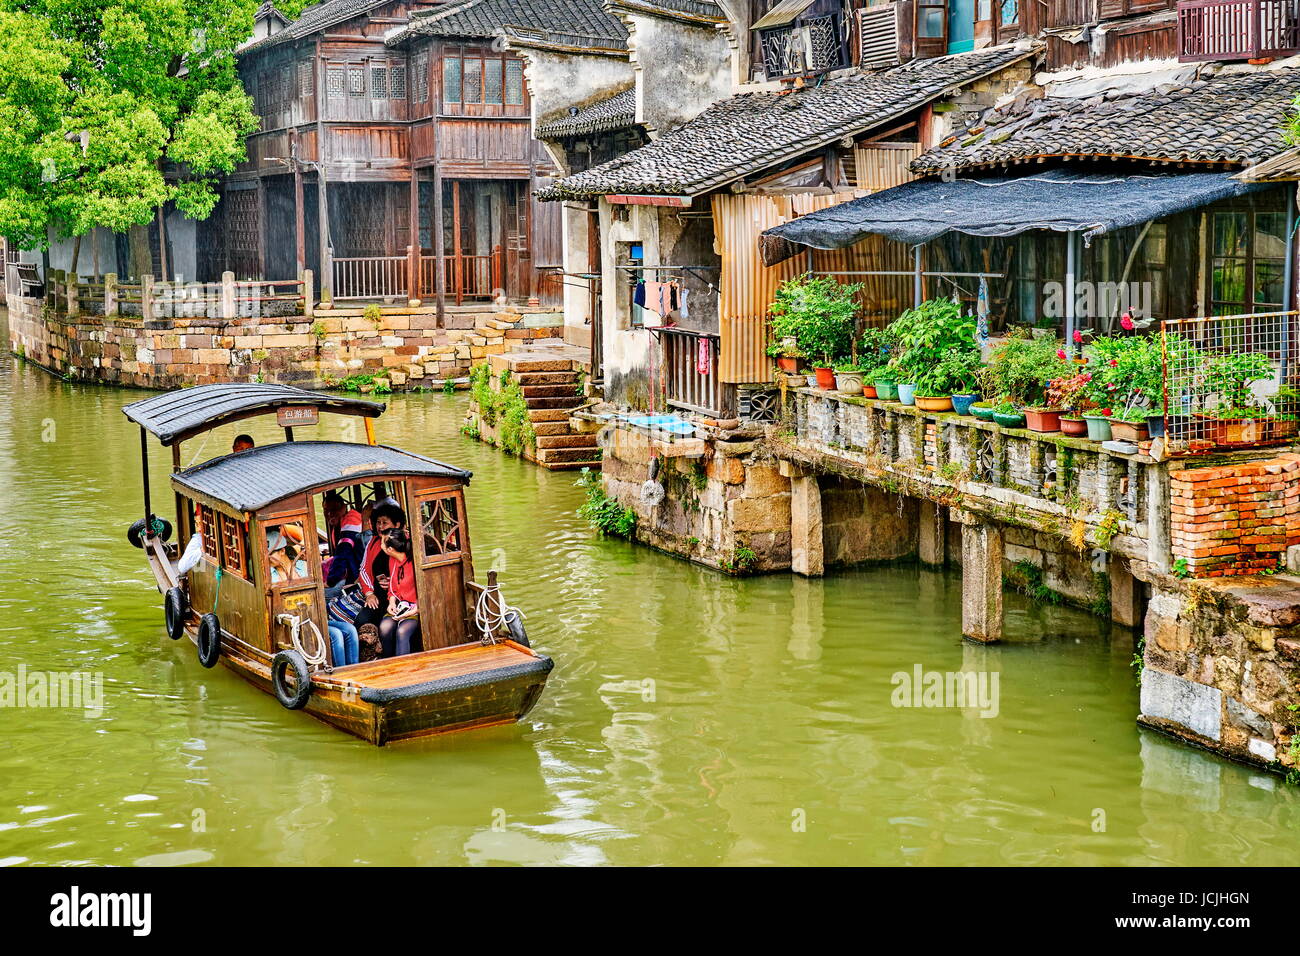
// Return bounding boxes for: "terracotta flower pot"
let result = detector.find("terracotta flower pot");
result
[814,366,836,389]
[915,395,953,412]
[861,384,879,399]
[776,356,799,374]
[1109,420,1149,442]
[1024,408,1062,433]
[1059,416,1088,438]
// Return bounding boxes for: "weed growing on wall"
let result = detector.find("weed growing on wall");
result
[576,467,636,539]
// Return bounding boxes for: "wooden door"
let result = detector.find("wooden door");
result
[411,489,468,649]
[258,506,328,659]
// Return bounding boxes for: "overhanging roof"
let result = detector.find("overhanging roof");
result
[752,0,817,29]
[123,383,386,446]
[173,441,470,512]
[759,169,1271,265]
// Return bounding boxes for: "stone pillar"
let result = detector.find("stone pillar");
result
[919,500,946,567]
[1147,461,1171,574]
[220,271,236,320]
[783,461,823,577]
[303,269,314,318]
[1110,558,1144,629]
[104,273,118,317]
[960,517,1003,643]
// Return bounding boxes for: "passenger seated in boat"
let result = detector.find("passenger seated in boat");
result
[232,434,255,453]
[326,586,363,667]
[377,529,420,658]
[322,492,364,597]
[267,526,309,583]
[355,501,406,635]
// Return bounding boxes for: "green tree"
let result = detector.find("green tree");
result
[0,0,260,260]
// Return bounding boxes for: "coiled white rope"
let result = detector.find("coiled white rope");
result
[474,585,525,645]
[276,613,329,668]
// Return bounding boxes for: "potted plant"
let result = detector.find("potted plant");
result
[1201,350,1276,447]
[886,298,979,413]
[970,400,996,422]
[1108,407,1149,442]
[856,328,892,400]
[1048,372,1093,438]
[833,361,867,395]
[991,398,1026,429]
[919,350,983,414]
[1082,407,1113,441]
[769,274,861,393]
[766,338,804,375]
[979,332,1070,413]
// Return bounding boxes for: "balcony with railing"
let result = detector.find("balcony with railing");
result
[655,327,725,417]
[1177,0,1300,61]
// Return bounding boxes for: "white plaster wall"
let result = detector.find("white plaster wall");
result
[623,14,732,135]
[599,200,663,394]
[562,202,593,342]
[517,48,636,139]
[42,227,117,279]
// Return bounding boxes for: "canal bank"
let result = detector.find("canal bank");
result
[7,313,1300,865]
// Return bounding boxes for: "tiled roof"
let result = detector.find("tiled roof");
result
[912,66,1300,175]
[240,0,389,54]
[537,88,638,138]
[541,44,1037,200]
[609,0,726,23]
[389,0,627,47]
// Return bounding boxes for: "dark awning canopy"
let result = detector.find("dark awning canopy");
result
[759,169,1271,265]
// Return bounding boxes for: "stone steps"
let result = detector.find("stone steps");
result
[516,371,578,386]
[535,433,599,450]
[528,408,571,423]
[533,445,603,466]
[522,383,579,399]
[532,421,572,436]
[525,395,585,410]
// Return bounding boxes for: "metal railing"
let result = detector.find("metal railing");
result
[658,327,724,417]
[1177,0,1300,61]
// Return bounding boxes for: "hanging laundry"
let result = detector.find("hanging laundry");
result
[679,288,689,319]
[633,278,646,309]
[696,336,711,376]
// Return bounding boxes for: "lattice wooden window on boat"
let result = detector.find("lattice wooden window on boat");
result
[418,495,463,559]
[197,505,220,562]
[219,514,249,579]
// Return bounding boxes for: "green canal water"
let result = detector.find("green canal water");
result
[2,336,1299,866]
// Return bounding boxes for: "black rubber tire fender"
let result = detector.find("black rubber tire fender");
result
[506,614,531,648]
[164,587,188,641]
[128,515,173,549]
[271,649,312,710]
[196,613,222,669]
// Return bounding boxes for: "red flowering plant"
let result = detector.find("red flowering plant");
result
[1047,372,1096,417]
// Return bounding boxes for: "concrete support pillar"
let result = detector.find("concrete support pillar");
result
[1110,558,1145,629]
[1147,462,1171,574]
[919,500,947,567]
[961,518,1003,643]
[784,462,823,577]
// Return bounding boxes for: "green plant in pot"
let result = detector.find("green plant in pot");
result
[980,331,1070,410]
[769,274,861,390]
[858,327,898,399]
[887,298,977,408]
[991,397,1026,429]
[832,360,870,396]
[766,338,804,375]
[1201,349,1275,446]
[1048,372,1094,437]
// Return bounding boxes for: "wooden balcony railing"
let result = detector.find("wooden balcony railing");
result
[1178,0,1300,61]
[332,256,408,302]
[418,249,504,305]
[657,327,724,417]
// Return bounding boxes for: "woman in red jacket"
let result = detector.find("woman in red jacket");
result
[377,528,421,658]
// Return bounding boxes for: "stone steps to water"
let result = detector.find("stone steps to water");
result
[527,408,571,423]
[532,421,571,436]
[516,371,578,386]
[522,383,579,399]
[525,395,584,410]
[532,445,603,468]
[535,433,599,450]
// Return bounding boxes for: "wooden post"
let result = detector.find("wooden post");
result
[292,131,306,278]
[221,270,236,320]
[452,180,463,306]
[157,205,170,283]
[67,276,80,317]
[303,269,314,318]
[142,274,155,322]
[433,167,446,327]
[255,176,267,280]
[104,273,118,317]
[407,244,419,305]
[408,164,420,304]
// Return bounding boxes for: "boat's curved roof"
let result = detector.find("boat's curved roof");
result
[173,441,471,512]
[123,383,386,446]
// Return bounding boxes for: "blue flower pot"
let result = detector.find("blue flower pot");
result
[896,383,917,406]
[951,393,980,416]
[970,403,996,421]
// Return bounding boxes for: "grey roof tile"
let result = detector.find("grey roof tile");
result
[240,0,390,54]
[536,87,638,138]
[541,44,1037,200]
[389,0,627,48]
[912,66,1300,174]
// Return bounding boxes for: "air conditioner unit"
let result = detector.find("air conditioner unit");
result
[859,5,901,70]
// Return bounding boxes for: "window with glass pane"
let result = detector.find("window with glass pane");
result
[505,60,524,105]
[419,496,462,558]
[413,52,428,102]
[1001,0,1018,23]
[443,55,461,103]
[464,56,482,103]
[918,0,944,36]
[266,522,310,584]
[1210,209,1286,314]
[484,58,503,104]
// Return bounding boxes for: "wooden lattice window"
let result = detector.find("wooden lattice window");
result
[299,60,314,97]
[483,58,502,104]
[418,495,462,559]
[505,60,524,105]
[443,55,461,103]
[197,505,220,561]
[390,64,406,100]
[219,514,249,578]
[463,57,481,103]
[327,67,344,99]
[413,52,429,102]
[370,65,388,99]
[348,66,364,97]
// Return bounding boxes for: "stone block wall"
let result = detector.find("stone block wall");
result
[1141,579,1300,771]
[1169,455,1300,578]
[6,293,561,391]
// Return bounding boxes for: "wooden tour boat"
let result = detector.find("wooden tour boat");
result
[122,383,553,745]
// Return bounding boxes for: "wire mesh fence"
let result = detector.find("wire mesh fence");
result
[1161,310,1300,456]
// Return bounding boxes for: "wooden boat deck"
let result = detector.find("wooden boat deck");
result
[326,640,540,692]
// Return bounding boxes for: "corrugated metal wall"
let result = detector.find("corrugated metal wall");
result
[855,143,920,192]
[713,184,915,384]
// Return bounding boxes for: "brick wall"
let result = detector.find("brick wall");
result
[6,294,561,391]
[1169,455,1300,577]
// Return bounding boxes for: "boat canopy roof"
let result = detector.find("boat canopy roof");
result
[122,383,386,446]
[173,441,471,513]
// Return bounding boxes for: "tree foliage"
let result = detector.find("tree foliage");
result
[0,0,261,248]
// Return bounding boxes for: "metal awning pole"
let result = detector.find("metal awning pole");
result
[1065,231,1077,355]
[913,245,923,308]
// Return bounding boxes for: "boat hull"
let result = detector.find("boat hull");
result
[181,626,552,745]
